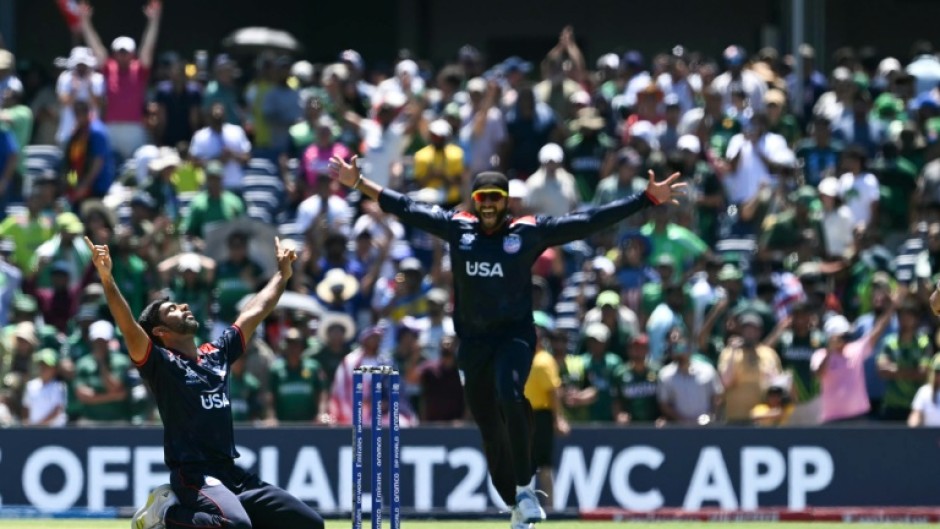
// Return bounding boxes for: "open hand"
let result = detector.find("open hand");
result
[931,280,940,316]
[328,155,361,188]
[274,237,298,280]
[78,1,93,22]
[143,0,162,20]
[84,236,113,277]
[645,170,687,206]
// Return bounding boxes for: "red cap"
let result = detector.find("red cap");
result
[632,334,650,345]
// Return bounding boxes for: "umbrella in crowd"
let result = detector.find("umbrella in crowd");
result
[222,27,302,54]
[236,291,324,316]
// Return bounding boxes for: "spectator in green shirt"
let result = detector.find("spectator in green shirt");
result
[0,187,56,271]
[759,186,825,256]
[765,89,800,147]
[878,298,931,421]
[269,327,328,423]
[0,79,33,176]
[613,334,660,424]
[181,161,245,246]
[640,204,709,274]
[74,321,131,422]
[214,231,264,327]
[769,301,825,403]
[230,355,265,423]
[565,322,623,422]
[201,55,243,126]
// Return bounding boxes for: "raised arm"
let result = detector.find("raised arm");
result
[234,237,297,342]
[330,154,453,239]
[84,237,150,363]
[77,2,108,67]
[538,170,685,248]
[139,0,162,69]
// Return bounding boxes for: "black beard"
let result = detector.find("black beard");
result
[171,317,200,335]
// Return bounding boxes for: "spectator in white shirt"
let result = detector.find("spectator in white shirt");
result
[352,92,408,189]
[838,145,880,229]
[189,102,252,191]
[296,173,353,235]
[906,40,940,97]
[22,349,67,427]
[376,59,425,101]
[621,51,652,109]
[417,288,455,362]
[817,177,856,258]
[711,45,767,112]
[56,47,105,145]
[525,143,579,216]
[909,356,940,427]
[657,47,700,115]
[724,113,789,204]
[812,67,856,124]
[460,77,507,176]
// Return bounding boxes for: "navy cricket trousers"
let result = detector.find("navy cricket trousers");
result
[459,327,537,506]
[166,462,324,529]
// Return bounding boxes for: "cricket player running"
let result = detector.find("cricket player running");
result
[329,155,684,528]
[84,235,324,529]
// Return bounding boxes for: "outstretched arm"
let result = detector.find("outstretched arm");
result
[77,2,108,67]
[330,155,453,239]
[234,238,297,342]
[139,0,162,69]
[538,170,685,247]
[84,237,151,363]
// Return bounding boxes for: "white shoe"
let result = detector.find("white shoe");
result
[131,484,177,529]
[510,505,535,529]
[515,487,546,524]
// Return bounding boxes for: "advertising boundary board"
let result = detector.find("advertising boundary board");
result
[0,426,938,514]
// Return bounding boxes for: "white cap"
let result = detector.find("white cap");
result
[89,320,115,342]
[597,53,620,70]
[629,120,659,149]
[592,256,616,275]
[111,36,137,54]
[67,47,98,69]
[178,253,202,273]
[538,143,564,164]
[823,315,852,338]
[395,59,418,77]
[428,119,452,137]
[569,90,592,106]
[508,179,528,199]
[877,57,902,78]
[382,91,408,109]
[466,77,487,94]
[584,322,611,343]
[291,60,314,83]
[677,134,701,154]
[818,176,840,197]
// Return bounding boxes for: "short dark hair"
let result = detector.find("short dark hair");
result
[138,297,169,346]
[844,144,868,165]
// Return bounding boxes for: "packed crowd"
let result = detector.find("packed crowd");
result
[4,3,940,430]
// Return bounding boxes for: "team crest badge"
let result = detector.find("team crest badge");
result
[503,234,521,254]
[460,232,475,250]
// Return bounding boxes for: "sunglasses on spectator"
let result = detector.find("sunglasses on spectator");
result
[471,189,508,203]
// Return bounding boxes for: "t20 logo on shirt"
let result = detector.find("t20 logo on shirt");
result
[201,392,231,410]
[466,261,504,277]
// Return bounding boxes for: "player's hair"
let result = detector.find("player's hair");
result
[138,297,169,347]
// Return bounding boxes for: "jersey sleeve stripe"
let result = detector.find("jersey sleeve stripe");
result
[133,341,153,367]
[232,324,247,351]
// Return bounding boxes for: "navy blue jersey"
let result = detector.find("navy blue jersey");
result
[378,189,652,336]
[134,325,246,467]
